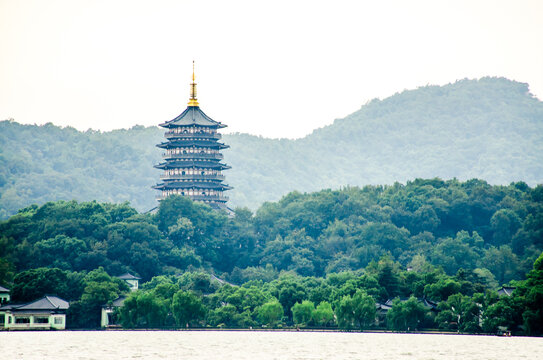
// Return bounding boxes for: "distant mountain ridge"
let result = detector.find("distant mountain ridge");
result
[0,77,542,217]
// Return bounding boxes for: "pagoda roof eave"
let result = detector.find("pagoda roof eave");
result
[153,182,232,190]
[154,161,231,170]
[160,122,227,129]
[156,140,229,149]
[159,106,226,128]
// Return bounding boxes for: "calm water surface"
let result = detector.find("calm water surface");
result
[1,331,542,360]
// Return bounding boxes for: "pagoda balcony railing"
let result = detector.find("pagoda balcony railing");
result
[162,152,224,160]
[157,194,229,202]
[165,131,222,140]
[160,173,225,181]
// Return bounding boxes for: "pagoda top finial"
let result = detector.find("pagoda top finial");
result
[188,60,199,107]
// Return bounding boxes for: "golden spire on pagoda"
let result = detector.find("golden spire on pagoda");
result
[187,60,199,107]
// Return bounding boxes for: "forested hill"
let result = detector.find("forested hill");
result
[1,77,542,217]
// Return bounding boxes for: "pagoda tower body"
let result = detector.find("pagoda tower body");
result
[153,64,232,210]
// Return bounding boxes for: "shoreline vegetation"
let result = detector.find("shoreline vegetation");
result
[1,179,542,335]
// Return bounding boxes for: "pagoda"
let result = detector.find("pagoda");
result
[153,63,232,210]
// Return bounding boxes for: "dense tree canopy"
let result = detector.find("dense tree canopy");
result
[0,179,541,288]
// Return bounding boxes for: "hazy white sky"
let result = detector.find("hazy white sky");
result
[1,0,542,138]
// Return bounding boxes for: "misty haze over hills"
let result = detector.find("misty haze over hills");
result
[0,77,542,218]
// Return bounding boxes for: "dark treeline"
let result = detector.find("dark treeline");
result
[1,179,542,285]
[1,77,542,218]
[0,179,542,333]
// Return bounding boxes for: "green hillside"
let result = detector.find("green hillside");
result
[1,77,542,217]
[2,180,542,282]
[1,180,542,332]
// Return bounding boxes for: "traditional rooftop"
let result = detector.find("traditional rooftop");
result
[154,160,231,170]
[14,295,69,311]
[156,139,229,149]
[159,106,226,128]
[497,286,516,297]
[117,273,141,281]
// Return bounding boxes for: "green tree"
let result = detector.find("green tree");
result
[177,272,220,295]
[34,235,88,270]
[435,293,481,333]
[516,251,543,335]
[431,235,478,275]
[119,291,170,328]
[171,290,206,327]
[11,267,83,302]
[423,278,461,302]
[311,301,334,327]
[275,280,307,320]
[386,297,426,331]
[480,246,519,284]
[0,258,14,285]
[168,217,194,247]
[490,209,521,246]
[335,290,376,330]
[207,304,251,328]
[222,285,271,315]
[351,291,377,329]
[257,300,283,327]
[356,223,411,259]
[482,295,520,333]
[372,257,401,301]
[292,300,315,326]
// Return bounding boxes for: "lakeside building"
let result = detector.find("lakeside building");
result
[100,273,139,327]
[0,295,69,330]
[118,273,140,292]
[153,62,232,211]
[101,296,126,328]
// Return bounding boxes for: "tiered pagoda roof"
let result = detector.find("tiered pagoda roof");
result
[153,62,232,211]
[154,160,231,170]
[159,106,226,128]
[156,139,229,149]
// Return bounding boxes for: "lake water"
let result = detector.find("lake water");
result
[1,330,542,360]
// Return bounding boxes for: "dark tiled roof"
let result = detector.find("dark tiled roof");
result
[210,274,236,286]
[102,296,127,308]
[155,181,232,190]
[497,286,516,296]
[384,299,396,306]
[118,273,141,280]
[0,303,22,311]
[384,297,437,310]
[421,298,438,310]
[154,160,231,170]
[375,302,392,311]
[15,296,69,311]
[157,140,229,149]
[160,106,226,128]
[211,202,233,212]
[112,296,127,307]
